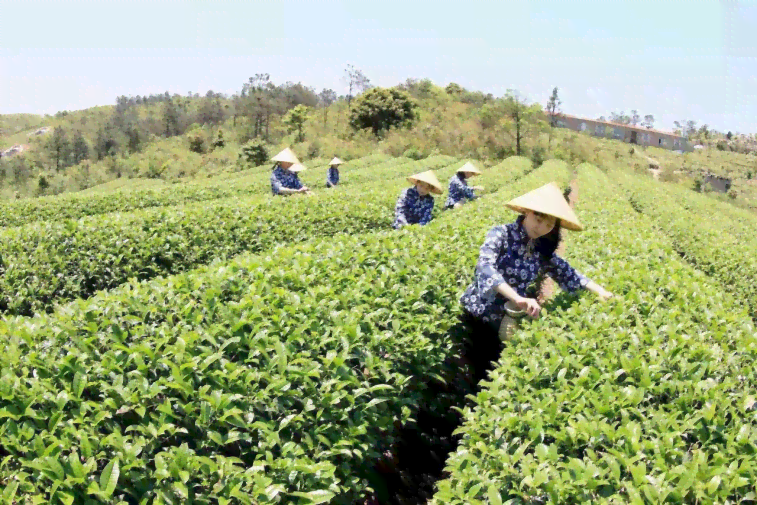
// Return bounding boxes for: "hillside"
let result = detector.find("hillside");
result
[0,113,45,138]
[3,79,756,219]
[0,80,566,200]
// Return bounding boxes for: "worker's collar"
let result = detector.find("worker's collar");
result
[512,218,530,243]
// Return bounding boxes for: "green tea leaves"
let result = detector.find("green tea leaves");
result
[98,459,119,497]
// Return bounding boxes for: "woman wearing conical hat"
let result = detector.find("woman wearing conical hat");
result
[325,157,343,188]
[270,147,312,196]
[444,161,485,210]
[460,182,613,344]
[392,170,443,229]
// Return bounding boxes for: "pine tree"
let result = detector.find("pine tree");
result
[71,131,89,164]
[48,127,71,171]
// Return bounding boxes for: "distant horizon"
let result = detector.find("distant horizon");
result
[2,0,755,134]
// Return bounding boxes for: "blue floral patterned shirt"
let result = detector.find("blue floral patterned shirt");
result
[271,165,303,195]
[393,186,435,229]
[460,219,590,325]
[326,167,340,186]
[444,173,477,208]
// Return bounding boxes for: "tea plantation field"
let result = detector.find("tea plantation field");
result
[1,153,756,504]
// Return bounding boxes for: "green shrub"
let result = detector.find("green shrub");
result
[187,130,207,154]
[211,129,225,150]
[349,87,419,135]
[239,139,269,167]
[402,147,424,160]
[530,145,547,168]
[693,177,704,192]
[307,139,321,158]
[37,175,50,195]
[552,146,570,163]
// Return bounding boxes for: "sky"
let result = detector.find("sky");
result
[1,0,756,134]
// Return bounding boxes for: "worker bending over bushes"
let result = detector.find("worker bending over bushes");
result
[460,182,614,345]
[325,157,343,188]
[444,161,484,209]
[393,170,442,229]
[270,147,312,196]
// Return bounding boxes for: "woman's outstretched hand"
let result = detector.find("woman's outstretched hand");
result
[514,296,541,318]
[585,281,614,302]
[598,290,614,301]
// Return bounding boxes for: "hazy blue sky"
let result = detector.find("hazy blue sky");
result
[1,0,756,133]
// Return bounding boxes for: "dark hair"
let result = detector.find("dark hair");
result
[456,171,467,181]
[517,214,562,260]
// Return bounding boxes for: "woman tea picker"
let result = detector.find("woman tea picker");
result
[393,170,443,229]
[444,161,485,209]
[325,157,343,188]
[270,147,312,196]
[460,182,613,342]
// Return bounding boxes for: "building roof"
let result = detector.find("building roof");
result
[546,112,685,139]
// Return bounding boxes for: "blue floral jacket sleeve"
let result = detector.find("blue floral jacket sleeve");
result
[393,188,411,229]
[453,175,476,200]
[475,226,508,297]
[271,170,283,195]
[546,255,590,292]
[445,175,477,208]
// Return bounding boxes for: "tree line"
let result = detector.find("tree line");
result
[596,110,656,130]
[595,110,749,145]
[37,65,377,172]
[24,72,608,178]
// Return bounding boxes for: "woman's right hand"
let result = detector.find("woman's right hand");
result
[514,296,541,318]
[598,290,614,301]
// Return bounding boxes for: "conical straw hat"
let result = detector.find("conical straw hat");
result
[271,147,300,164]
[288,162,307,173]
[329,157,344,166]
[505,182,582,231]
[458,161,482,176]
[407,170,443,195]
